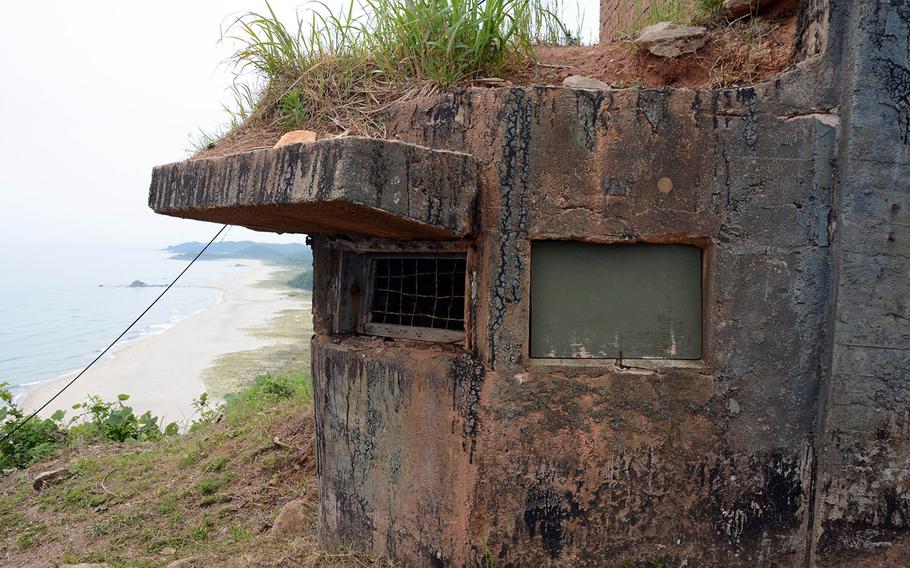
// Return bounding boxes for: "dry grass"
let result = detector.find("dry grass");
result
[192,0,574,155]
[619,0,725,36]
[707,17,795,87]
[0,374,400,568]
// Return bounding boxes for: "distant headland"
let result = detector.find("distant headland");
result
[164,240,312,266]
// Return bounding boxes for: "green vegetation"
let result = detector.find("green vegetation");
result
[71,394,178,443]
[205,0,573,145]
[622,0,725,34]
[0,386,179,470]
[288,269,313,290]
[478,541,496,568]
[1,373,393,566]
[0,383,65,469]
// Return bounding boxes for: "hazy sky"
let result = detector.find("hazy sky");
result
[0,0,598,250]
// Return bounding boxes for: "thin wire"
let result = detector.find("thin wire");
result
[1,224,229,445]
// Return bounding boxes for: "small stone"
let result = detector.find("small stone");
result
[271,499,310,537]
[33,467,73,491]
[562,75,610,90]
[274,130,318,148]
[160,546,177,556]
[474,77,511,87]
[634,21,708,58]
[728,398,741,416]
[166,558,199,568]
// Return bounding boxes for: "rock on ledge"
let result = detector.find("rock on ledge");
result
[635,21,708,58]
[148,137,479,239]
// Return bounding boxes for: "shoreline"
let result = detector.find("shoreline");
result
[22,261,308,425]
[12,288,223,401]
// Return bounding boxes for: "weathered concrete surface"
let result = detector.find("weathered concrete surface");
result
[374,81,836,566]
[312,335,482,564]
[809,0,910,564]
[145,0,909,565]
[307,1,909,565]
[148,137,478,239]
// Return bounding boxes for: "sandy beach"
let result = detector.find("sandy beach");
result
[22,261,309,425]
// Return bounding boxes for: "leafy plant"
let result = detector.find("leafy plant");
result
[277,89,309,128]
[0,382,67,469]
[191,392,222,429]
[69,394,171,443]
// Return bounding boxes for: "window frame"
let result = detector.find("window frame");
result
[331,239,473,347]
[362,252,468,344]
[526,238,711,368]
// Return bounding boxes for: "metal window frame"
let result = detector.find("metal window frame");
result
[526,237,712,367]
[362,252,467,344]
[330,238,472,346]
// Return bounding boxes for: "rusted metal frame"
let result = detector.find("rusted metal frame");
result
[326,236,474,346]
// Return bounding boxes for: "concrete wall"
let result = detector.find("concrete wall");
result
[309,1,910,566]
[379,84,836,567]
[810,1,910,564]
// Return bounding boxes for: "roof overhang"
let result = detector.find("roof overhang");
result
[148,137,478,239]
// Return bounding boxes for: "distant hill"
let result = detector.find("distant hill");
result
[165,240,312,266]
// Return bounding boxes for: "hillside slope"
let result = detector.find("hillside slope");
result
[0,375,395,568]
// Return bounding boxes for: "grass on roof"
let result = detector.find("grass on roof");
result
[194,0,576,151]
[620,0,725,36]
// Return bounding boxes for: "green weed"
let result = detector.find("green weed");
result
[13,518,48,550]
[229,524,252,542]
[87,509,144,538]
[196,472,234,496]
[210,0,574,144]
[190,515,216,541]
[477,540,496,568]
[0,382,67,468]
[622,0,724,35]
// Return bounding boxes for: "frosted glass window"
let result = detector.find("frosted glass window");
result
[530,242,702,359]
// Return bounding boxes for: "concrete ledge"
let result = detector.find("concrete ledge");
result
[148,137,478,239]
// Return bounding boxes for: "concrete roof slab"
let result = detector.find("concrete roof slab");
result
[148,137,478,239]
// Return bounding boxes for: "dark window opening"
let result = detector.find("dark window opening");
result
[369,256,466,332]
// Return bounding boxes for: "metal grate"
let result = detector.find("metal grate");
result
[369,256,466,331]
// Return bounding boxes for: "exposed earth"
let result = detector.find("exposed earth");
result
[193,13,797,161]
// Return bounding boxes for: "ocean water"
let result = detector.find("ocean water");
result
[0,244,245,398]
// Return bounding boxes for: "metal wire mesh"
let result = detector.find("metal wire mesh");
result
[369,256,466,331]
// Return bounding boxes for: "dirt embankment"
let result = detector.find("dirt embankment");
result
[192,12,798,162]
[515,15,796,89]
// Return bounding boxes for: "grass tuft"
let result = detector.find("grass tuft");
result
[621,0,726,35]
[198,0,573,149]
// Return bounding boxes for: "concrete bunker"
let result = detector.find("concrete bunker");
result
[149,0,910,565]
